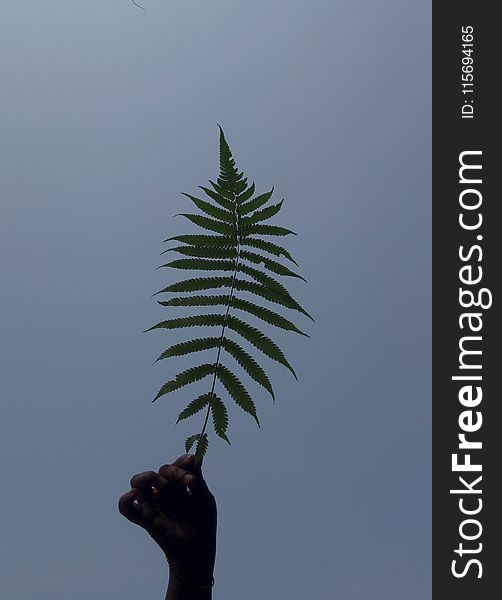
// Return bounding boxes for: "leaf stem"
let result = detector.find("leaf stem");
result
[199,193,241,441]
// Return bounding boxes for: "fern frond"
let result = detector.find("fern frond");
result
[149,127,310,459]
[230,297,309,337]
[239,250,305,280]
[157,295,229,308]
[164,234,236,247]
[185,433,210,461]
[156,295,308,337]
[240,237,298,265]
[216,125,242,195]
[237,182,255,203]
[161,246,237,259]
[195,433,209,463]
[178,213,236,235]
[199,186,234,210]
[185,434,201,453]
[216,364,260,426]
[233,278,311,318]
[154,337,220,363]
[238,189,274,214]
[226,316,297,379]
[181,193,234,222]
[238,263,295,297]
[177,393,212,423]
[211,395,230,443]
[158,258,236,272]
[240,201,283,225]
[233,278,297,311]
[153,364,214,402]
[222,337,275,400]
[241,224,296,237]
[239,267,312,320]
[145,314,224,333]
[154,276,233,295]
[208,179,233,200]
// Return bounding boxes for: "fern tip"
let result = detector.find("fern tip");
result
[289,366,298,381]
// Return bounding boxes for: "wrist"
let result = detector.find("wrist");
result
[164,555,214,589]
[165,564,213,600]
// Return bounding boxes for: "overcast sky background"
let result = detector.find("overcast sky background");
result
[1,1,430,598]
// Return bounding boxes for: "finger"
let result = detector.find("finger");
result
[157,463,194,488]
[130,470,160,490]
[172,454,195,470]
[118,489,143,525]
[184,455,211,498]
[173,454,211,495]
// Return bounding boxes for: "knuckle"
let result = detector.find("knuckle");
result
[157,464,172,477]
[129,472,142,487]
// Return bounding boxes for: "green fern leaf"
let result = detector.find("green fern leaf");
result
[185,434,201,453]
[160,246,237,260]
[211,395,230,443]
[239,250,305,280]
[145,314,224,333]
[222,337,274,400]
[194,433,209,463]
[216,364,260,426]
[153,364,214,402]
[216,127,241,193]
[239,266,312,320]
[233,278,311,319]
[230,297,309,337]
[164,234,236,247]
[238,189,273,214]
[237,182,255,203]
[239,263,294,297]
[208,179,234,200]
[153,276,233,295]
[235,178,247,195]
[177,393,212,423]
[157,295,229,308]
[199,186,234,211]
[240,237,298,265]
[226,316,297,379]
[181,193,234,222]
[154,337,220,363]
[149,127,310,459]
[240,200,284,225]
[158,258,236,272]
[241,223,296,237]
[156,295,308,337]
[178,213,236,235]
[232,278,298,311]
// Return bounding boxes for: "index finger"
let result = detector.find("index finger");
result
[172,454,195,470]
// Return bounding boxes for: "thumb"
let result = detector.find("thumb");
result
[187,454,211,497]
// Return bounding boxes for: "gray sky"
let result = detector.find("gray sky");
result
[0,1,430,598]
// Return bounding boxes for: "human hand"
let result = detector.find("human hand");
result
[118,454,217,587]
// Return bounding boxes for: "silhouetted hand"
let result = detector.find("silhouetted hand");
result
[118,454,216,594]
